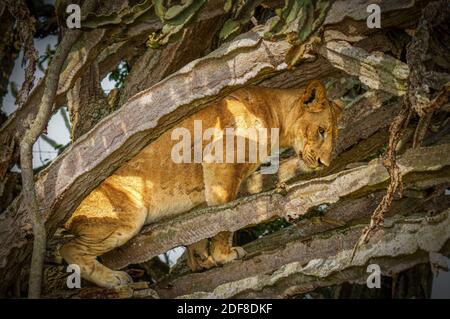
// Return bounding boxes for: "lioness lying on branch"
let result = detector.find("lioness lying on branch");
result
[60,80,342,288]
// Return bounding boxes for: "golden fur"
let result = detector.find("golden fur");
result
[60,80,342,288]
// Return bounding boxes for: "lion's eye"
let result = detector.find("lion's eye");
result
[318,127,326,138]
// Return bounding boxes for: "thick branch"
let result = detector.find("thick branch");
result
[319,41,409,96]
[67,62,109,141]
[118,11,227,105]
[47,189,450,298]
[172,207,450,299]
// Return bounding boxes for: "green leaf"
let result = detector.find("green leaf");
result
[264,0,331,44]
[224,0,234,13]
[153,0,167,20]
[146,0,207,48]
[219,19,241,41]
[218,0,265,41]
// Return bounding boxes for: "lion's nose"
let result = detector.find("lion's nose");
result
[318,158,330,167]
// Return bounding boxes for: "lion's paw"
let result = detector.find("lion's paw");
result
[96,270,133,288]
[232,246,247,259]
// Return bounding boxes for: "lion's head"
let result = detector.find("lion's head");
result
[290,80,343,169]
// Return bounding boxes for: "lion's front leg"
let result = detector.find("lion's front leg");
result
[186,238,217,271]
[209,231,246,265]
[186,163,248,271]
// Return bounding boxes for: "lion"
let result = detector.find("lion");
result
[59,80,343,288]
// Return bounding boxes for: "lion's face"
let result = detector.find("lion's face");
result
[291,80,343,169]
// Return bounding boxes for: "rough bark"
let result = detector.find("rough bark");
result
[0,172,20,213]
[319,41,409,96]
[172,207,450,299]
[67,63,110,141]
[45,188,450,298]
[4,0,37,110]
[406,0,450,117]
[118,15,227,105]
[323,0,427,33]
[0,4,20,111]
[45,281,158,299]
[310,263,434,299]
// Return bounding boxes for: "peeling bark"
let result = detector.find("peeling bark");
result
[118,13,227,105]
[67,63,109,141]
[175,208,450,299]
[45,190,450,298]
[319,41,409,96]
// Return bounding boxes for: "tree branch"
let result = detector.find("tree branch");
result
[168,207,450,299]
[319,41,409,96]
[0,0,227,181]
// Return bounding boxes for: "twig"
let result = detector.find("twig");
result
[60,107,72,132]
[412,111,433,148]
[351,100,412,261]
[5,0,37,108]
[351,0,450,262]
[19,0,97,299]
[40,134,62,150]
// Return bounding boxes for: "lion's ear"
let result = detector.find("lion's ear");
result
[332,98,344,111]
[301,80,327,113]
[332,99,344,122]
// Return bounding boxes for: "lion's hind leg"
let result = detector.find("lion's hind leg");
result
[60,197,147,288]
[60,233,133,288]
